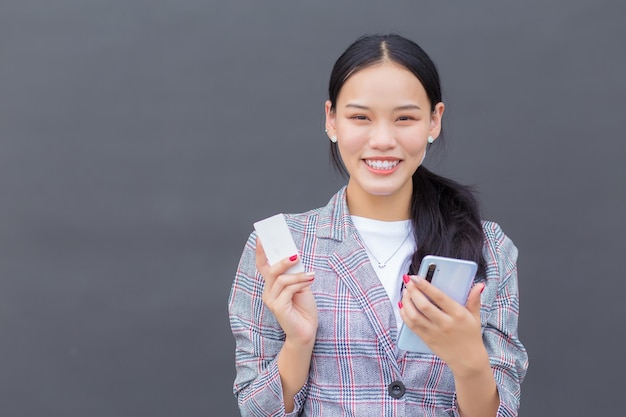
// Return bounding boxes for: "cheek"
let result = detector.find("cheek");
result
[337,142,362,167]
[397,130,428,154]
[336,129,368,155]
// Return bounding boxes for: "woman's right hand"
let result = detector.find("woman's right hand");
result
[255,238,319,345]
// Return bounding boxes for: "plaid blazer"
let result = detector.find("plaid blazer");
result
[228,187,528,416]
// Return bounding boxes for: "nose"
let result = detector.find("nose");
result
[369,122,396,150]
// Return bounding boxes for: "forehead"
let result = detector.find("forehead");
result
[337,62,429,107]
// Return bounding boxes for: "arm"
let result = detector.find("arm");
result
[401,278,499,417]
[399,225,527,416]
[277,337,315,412]
[228,233,317,416]
[477,225,529,415]
[450,329,500,417]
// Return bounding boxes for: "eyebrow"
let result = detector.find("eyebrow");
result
[345,103,422,111]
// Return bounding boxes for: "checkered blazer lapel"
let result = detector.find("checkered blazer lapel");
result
[318,187,400,371]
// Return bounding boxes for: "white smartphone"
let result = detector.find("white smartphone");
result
[397,255,477,353]
[253,213,304,274]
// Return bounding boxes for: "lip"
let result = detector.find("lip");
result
[362,157,402,175]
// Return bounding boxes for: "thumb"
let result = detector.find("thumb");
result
[466,283,485,321]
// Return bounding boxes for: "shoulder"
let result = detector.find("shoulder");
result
[245,188,343,250]
[284,187,347,241]
[239,188,347,268]
[283,206,323,231]
[481,220,518,281]
[241,206,324,254]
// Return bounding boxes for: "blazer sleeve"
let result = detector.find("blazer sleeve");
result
[476,222,529,416]
[228,232,309,417]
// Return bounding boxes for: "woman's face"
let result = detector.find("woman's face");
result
[325,61,444,211]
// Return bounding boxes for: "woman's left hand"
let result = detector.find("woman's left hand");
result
[399,275,487,375]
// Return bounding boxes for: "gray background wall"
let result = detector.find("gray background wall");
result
[1,0,625,415]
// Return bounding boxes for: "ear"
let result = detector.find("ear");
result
[428,102,445,140]
[324,100,337,138]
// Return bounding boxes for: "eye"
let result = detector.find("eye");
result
[397,116,415,121]
[350,115,369,121]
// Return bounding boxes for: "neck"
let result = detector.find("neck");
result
[345,182,412,221]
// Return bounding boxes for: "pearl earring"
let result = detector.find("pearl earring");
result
[427,135,434,144]
[325,128,337,143]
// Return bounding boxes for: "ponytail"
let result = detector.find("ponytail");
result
[408,166,486,279]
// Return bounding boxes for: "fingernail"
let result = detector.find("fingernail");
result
[305,271,315,281]
[398,301,403,309]
[480,283,485,294]
[289,254,298,262]
[402,274,410,284]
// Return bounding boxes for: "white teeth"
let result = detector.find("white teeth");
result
[365,160,399,170]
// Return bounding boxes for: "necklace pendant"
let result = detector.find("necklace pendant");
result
[361,230,411,271]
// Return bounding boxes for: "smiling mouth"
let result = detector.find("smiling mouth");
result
[364,159,400,170]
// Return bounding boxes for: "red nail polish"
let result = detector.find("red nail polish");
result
[398,301,403,309]
[402,274,410,284]
[289,254,298,262]
[480,283,485,294]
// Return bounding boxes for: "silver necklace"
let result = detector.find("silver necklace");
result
[360,232,412,269]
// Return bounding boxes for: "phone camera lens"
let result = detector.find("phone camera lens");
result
[426,263,436,282]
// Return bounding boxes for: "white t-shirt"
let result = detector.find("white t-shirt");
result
[351,216,416,333]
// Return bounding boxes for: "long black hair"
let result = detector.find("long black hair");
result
[327,34,486,277]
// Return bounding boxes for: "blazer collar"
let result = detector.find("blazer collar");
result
[316,186,352,242]
[317,186,402,369]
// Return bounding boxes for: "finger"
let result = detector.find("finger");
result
[399,291,429,330]
[410,275,459,314]
[255,238,301,285]
[404,280,446,323]
[255,238,277,289]
[265,271,315,301]
[465,282,485,321]
[264,276,315,312]
[267,252,301,278]
[272,279,315,308]
[255,238,269,271]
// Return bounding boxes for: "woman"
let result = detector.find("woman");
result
[228,34,528,417]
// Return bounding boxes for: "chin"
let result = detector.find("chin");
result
[363,184,398,197]
[349,177,410,199]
